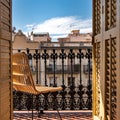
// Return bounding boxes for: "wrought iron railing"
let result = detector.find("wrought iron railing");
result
[46,64,80,74]
[13,44,92,110]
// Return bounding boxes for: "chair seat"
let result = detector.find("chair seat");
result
[35,85,62,93]
[13,81,62,95]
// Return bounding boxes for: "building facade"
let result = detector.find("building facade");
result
[40,30,92,87]
[12,30,92,87]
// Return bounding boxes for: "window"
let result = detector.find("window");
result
[68,77,75,86]
[49,77,57,86]
[83,63,92,74]
[29,59,36,73]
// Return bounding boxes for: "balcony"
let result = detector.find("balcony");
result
[46,64,80,74]
[13,43,92,119]
[40,41,92,48]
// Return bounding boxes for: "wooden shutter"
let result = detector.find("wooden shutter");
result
[93,0,119,120]
[0,0,12,120]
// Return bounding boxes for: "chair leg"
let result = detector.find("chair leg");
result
[40,109,44,114]
[57,109,62,120]
[38,109,44,117]
[32,94,34,120]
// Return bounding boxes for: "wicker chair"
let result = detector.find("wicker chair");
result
[12,52,62,119]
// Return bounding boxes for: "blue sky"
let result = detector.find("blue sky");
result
[12,0,92,41]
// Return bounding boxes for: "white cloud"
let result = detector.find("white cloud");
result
[51,34,68,42]
[25,23,36,31]
[25,16,92,40]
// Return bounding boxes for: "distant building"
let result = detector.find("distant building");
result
[12,30,92,87]
[58,30,92,46]
[30,32,51,42]
[13,30,38,51]
[12,30,51,52]
[40,30,92,87]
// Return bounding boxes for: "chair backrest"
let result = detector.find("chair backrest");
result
[12,52,38,94]
[12,52,62,95]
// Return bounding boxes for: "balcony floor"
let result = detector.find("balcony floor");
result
[13,110,92,120]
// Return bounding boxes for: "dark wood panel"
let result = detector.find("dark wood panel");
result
[0,7,10,20]
[0,22,10,31]
[0,63,10,79]
[0,75,10,80]
[93,0,119,119]
[1,64,10,70]
[0,52,10,59]
[0,16,11,26]
[0,39,10,46]
[1,0,10,8]
[0,59,10,65]
[0,3,10,14]
[0,29,11,40]
[0,80,11,118]
[0,0,12,119]
[0,46,10,53]
[0,2,11,27]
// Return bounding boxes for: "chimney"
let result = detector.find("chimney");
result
[72,30,80,35]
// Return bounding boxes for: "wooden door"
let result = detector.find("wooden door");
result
[0,0,12,120]
[93,0,120,120]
